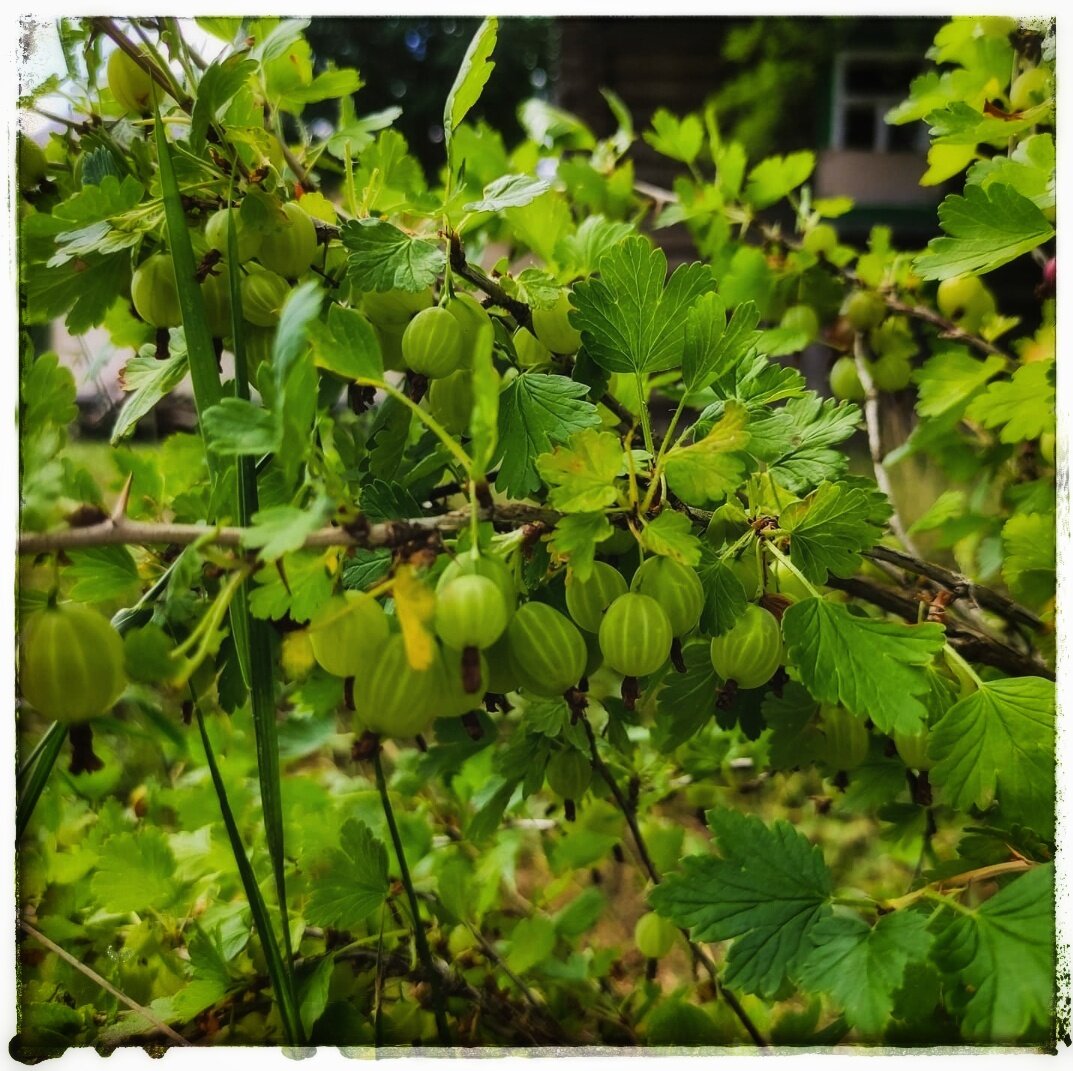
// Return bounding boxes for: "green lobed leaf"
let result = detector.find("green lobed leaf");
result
[189,57,258,153]
[929,676,1054,836]
[914,183,1055,280]
[307,304,383,381]
[547,512,614,582]
[341,218,446,293]
[90,829,178,913]
[65,546,139,603]
[650,808,832,997]
[663,401,750,506]
[965,359,1055,443]
[305,819,390,930]
[644,108,704,164]
[242,498,334,562]
[780,481,888,583]
[932,863,1054,1041]
[744,151,815,209]
[570,237,715,374]
[694,547,748,636]
[1000,512,1055,606]
[761,682,824,770]
[639,510,703,566]
[796,912,933,1038]
[652,642,719,751]
[682,296,762,393]
[494,373,601,499]
[782,598,946,735]
[464,173,550,213]
[112,349,189,444]
[203,398,281,457]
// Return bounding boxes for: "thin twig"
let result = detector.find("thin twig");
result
[19,921,190,1046]
[864,545,1046,633]
[17,504,558,556]
[373,750,452,1045]
[579,716,768,1048]
[826,575,1053,680]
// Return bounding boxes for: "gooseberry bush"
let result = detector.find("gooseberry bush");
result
[16,14,1059,1055]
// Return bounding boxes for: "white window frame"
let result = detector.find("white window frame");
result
[830,51,929,153]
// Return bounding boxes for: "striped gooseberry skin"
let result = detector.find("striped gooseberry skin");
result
[256,201,317,278]
[709,604,783,690]
[354,634,439,738]
[307,591,389,679]
[630,557,703,637]
[205,207,263,263]
[20,603,126,723]
[362,286,434,326]
[532,289,582,354]
[506,602,587,697]
[434,574,508,650]
[565,562,627,633]
[437,645,488,714]
[131,254,181,328]
[894,725,933,771]
[545,748,592,799]
[598,593,673,678]
[819,705,870,770]
[634,912,677,959]
[427,370,473,436]
[402,306,464,378]
[240,269,290,327]
[438,553,517,617]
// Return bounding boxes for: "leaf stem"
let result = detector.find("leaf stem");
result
[634,371,655,456]
[373,749,452,1045]
[764,541,821,598]
[355,377,473,476]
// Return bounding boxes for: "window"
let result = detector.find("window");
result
[830,52,928,153]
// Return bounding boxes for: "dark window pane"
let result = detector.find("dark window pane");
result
[843,104,876,150]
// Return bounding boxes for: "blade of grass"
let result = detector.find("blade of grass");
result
[16,722,66,840]
[223,193,296,967]
[194,704,303,1044]
[156,99,297,984]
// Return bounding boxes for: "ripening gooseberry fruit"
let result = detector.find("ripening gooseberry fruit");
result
[1009,66,1052,111]
[728,552,762,601]
[257,201,317,279]
[200,270,232,338]
[893,725,933,771]
[445,292,492,356]
[709,604,782,690]
[842,290,886,332]
[354,634,439,738]
[1040,432,1056,466]
[307,591,389,679]
[205,207,263,263]
[630,557,703,637]
[599,593,673,678]
[435,575,509,651]
[18,134,48,189]
[507,602,587,697]
[427,370,473,435]
[437,643,488,710]
[20,602,126,722]
[936,275,995,332]
[513,326,552,368]
[107,47,154,115]
[819,705,869,770]
[770,558,813,602]
[438,553,517,617]
[802,224,837,257]
[362,287,434,326]
[565,562,628,633]
[545,748,592,800]
[532,290,582,354]
[780,304,819,340]
[867,352,912,392]
[241,269,290,327]
[484,632,520,695]
[402,306,464,378]
[829,356,865,402]
[244,325,275,367]
[634,913,677,959]
[131,254,182,328]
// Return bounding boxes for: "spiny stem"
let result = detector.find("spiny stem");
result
[882,858,1034,913]
[373,749,452,1046]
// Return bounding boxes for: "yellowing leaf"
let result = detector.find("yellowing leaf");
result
[663,401,749,505]
[536,428,624,512]
[393,565,436,670]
